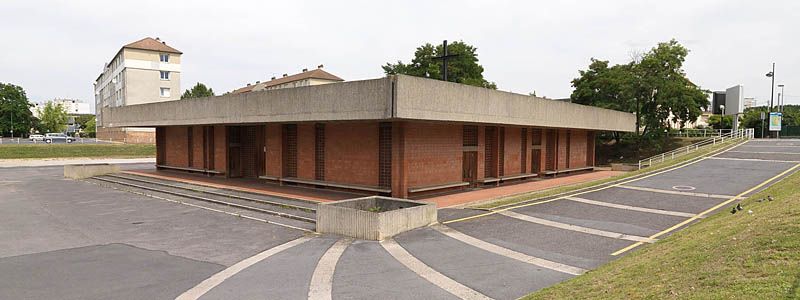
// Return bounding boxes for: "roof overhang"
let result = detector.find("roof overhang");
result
[101,75,636,132]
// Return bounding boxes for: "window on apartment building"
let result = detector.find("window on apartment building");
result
[160,71,170,80]
[160,87,171,97]
[159,53,169,62]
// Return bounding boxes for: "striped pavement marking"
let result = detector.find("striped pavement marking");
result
[708,156,800,163]
[432,225,586,275]
[727,150,800,155]
[616,185,735,199]
[611,163,800,256]
[380,238,492,300]
[499,211,656,244]
[175,236,313,300]
[564,196,696,218]
[308,239,352,300]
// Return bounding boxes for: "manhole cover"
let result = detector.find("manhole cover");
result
[672,185,696,191]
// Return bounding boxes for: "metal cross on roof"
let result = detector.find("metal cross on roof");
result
[431,40,459,81]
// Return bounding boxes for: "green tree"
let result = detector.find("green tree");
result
[572,40,708,136]
[38,100,68,133]
[0,82,35,137]
[83,116,96,138]
[383,41,497,89]
[181,82,215,99]
[707,115,733,129]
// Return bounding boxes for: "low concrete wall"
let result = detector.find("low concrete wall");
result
[316,196,437,240]
[64,164,121,179]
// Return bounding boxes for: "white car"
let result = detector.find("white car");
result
[29,134,44,141]
[44,133,75,143]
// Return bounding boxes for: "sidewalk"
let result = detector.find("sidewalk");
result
[0,157,155,168]
[422,170,624,208]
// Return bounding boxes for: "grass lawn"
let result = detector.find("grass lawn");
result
[0,144,155,159]
[524,163,800,299]
[474,138,746,210]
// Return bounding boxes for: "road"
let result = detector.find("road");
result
[0,139,798,299]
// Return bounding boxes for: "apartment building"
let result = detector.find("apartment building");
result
[93,37,182,143]
[230,66,343,95]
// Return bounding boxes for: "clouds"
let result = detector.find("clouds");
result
[1,0,797,108]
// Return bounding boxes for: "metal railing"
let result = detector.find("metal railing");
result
[638,128,754,170]
[668,128,732,138]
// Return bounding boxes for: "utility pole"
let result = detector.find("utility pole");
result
[766,63,776,138]
[431,40,459,82]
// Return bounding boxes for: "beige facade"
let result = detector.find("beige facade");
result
[93,37,182,143]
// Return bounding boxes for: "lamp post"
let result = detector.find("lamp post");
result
[766,63,775,112]
[778,84,785,113]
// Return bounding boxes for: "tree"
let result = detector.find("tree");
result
[181,82,215,99]
[383,41,497,89]
[38,100,68,133]
[83,116,96,138]
[0,82,35,137]
[571,40,709,142]
[707,115,733,129]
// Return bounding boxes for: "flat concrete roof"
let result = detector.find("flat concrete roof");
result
[102,75,635,132]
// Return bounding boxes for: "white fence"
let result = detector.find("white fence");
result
[638,128,754,170]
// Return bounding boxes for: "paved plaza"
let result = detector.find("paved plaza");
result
[1,140,798,299]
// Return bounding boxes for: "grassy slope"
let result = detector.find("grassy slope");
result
[0,144,155,159]
[474,139,744,210]
[526,165,800,299]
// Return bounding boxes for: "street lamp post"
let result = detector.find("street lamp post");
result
[778,84,785,113]
[766,63,775,112]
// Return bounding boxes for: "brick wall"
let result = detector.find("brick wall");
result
[569,130,588,168]
[476,125,486,180]
[191,126,204,168]
[265,124,282,177]
[503,127,522,175]
[97,127,155,144]
[325,122,379,186]
[213,126,226,172]
[557,129,568,170]
[164,126,188,167]
[296,124,315,180]
[404,122,462,188]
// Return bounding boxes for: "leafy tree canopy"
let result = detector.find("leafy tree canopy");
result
[383,41,497,89]
[38,100,68,133]
[0,82,35,137]
[182,82,215,99]
[570,39,709,137]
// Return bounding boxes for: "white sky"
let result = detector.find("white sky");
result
[1,0,798,111]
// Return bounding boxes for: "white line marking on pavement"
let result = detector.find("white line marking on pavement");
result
[175,236,313,300]
[739,145,800,148]
[708,156,800,163]
[308,239,352,300]
[499,211,656,244]
[727,150,800,155]
[616,185,735,199]
[380,238,493,300]
[564,196,696,218]
[432,225,586,276]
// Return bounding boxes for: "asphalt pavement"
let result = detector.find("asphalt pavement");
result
[1,139,798,299]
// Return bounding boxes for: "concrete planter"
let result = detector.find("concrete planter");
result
[316,196,437,240]
[64,163,120,179]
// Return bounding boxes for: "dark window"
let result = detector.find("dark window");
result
[463,125,478,147]
[378,122,392,188]
[315,123,325,181]
[283,124,297,178]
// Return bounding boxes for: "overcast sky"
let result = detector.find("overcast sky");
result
[2,0,798,111]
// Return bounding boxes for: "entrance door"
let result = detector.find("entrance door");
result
[463,151,478,186]
[531,149,542,174]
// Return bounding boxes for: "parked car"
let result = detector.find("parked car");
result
[29,134,44,141]
[44,133,75,143]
